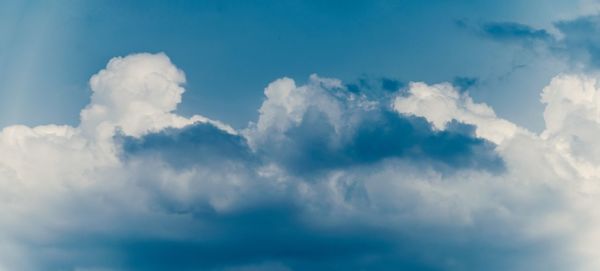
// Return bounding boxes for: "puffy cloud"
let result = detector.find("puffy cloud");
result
[0,53,237,270]
[245,75,503,175]
[4,52,600,270]
[80,52,234,139]
[540,74,600,177]
[393,82,521,144]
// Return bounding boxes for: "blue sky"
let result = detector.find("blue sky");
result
[1,0,589,130]
[5,1,600,270]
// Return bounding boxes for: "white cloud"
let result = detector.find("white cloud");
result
[244,74,349,149]
[81,52,234,139]
[393,82,521,144]
[390,74,600,268]
[4,52,600,270]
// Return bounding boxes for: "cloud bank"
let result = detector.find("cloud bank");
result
[2,53,600,270]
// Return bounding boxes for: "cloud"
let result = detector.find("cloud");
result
[120,123,255,169]
[244,75,503,175]
[380,77,404,92]
[80,52,235,139]
[345,76,404,96]
[476,15,600,71]
[452,76,479,91]
[4,52,600,270]
[393,82,521,144]
[480,22,554,44]
[553,15,600,69]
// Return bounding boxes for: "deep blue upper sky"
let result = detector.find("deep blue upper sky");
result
[0,0,591,130]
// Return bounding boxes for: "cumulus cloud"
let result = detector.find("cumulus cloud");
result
[245,75,503,175]
[4,52,600,270]
[393,82,521,144]
[81,52,235,139]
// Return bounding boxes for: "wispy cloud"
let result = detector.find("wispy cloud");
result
[473,13,600,71]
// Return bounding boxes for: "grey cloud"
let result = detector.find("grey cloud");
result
[3,53,587,271]
[476,15,600,70]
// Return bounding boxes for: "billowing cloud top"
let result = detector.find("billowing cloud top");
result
[3,53,600,270]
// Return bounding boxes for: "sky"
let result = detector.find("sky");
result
[2,0,597,131]
[4,0,600,270]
